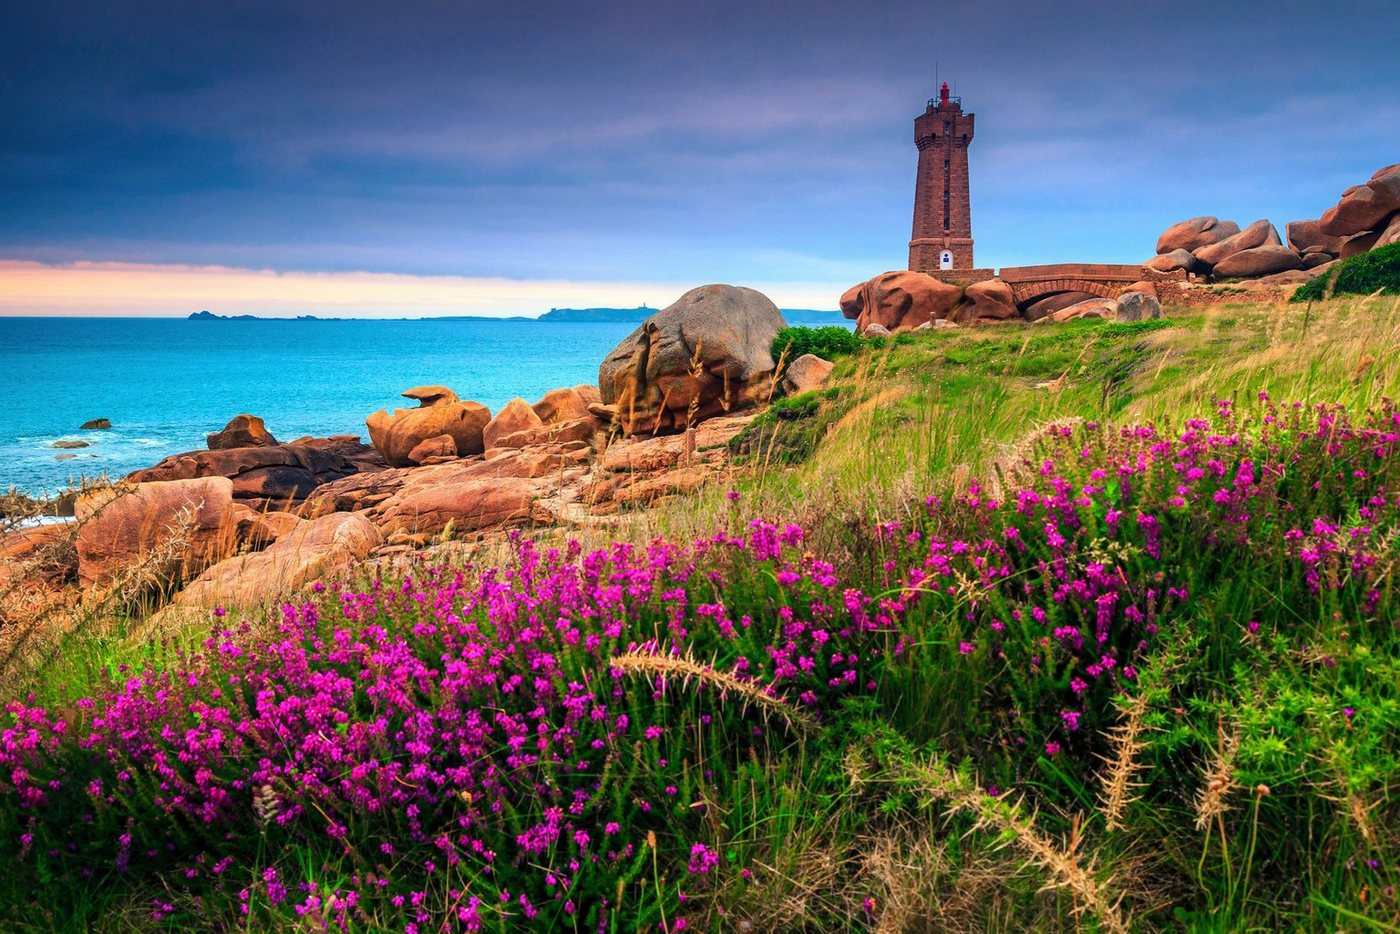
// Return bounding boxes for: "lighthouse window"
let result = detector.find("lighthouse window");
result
[943,121,951,133]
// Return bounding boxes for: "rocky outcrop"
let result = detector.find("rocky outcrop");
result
[533,387,595,425]
[207,414,278,450]
[956,278,1018,322]
[300,468,410,518]
[79,418,111,430]
[1155,217,1241,255]
[484,398,547,451]
[1213,245,1304,279]
[1321,169,1400,238]
[781,354,835,395]
[170,512,381,608]
[1194,220,1280,268]
[1115,291,1162,322]
[597,284,786,435]
[126,435,383,510]
[374,443,593,536]
[366,386,491,466]
[380,476,542,537]
[1144,187,1400,281]
[1286,219,1345,257]
[75,478,235,589]
[1281,166,1400,270]
[840,271,961,333]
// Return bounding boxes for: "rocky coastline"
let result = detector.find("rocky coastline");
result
[2,285,825,620]
[5,162,1399,622]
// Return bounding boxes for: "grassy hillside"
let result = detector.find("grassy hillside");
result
[2,295,1399,932]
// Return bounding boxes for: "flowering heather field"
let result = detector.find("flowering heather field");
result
[3,394,1399,931]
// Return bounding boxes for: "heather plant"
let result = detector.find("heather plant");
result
[0,519,889,930]
[2,390,1399,930]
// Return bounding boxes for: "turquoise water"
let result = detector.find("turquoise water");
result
[1,317,642,497]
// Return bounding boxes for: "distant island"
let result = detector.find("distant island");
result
[189,310,337,321]
[540,306,844,324]
[188,306,846,323]
[538,306,655,322]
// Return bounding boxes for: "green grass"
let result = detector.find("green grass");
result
[658,298,1398,537]
[1293,241,1400,302]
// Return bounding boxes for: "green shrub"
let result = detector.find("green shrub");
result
[772,325,863,363]
[1291,241,1400,302]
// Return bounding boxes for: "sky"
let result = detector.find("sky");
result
[2,0,1398,317]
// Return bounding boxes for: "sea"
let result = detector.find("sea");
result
[1,313,849,498]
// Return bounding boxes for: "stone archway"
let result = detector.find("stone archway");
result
[1009,277,1120,308]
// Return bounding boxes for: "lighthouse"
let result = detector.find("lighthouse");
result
[909,82,975,272]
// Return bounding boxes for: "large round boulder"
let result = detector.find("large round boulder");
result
[840,270,961,333]
[75,477,235,589]
[1194,219,1280,268]
[533,387,594,425]
[1155,217,1240,255]
[598,284,787,435]
[1144,249,1197,274]
[1115,291,1162,322]
[954,278,1018,322]
[1212,245,1305,279]
[484,397,547,450]
[781,354,835,395]
[366,386,491,466]
[207,414,278,450]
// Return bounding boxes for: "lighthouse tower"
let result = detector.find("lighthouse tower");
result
[909,82,975,273]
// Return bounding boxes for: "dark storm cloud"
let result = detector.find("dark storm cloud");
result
[2,0,1398,286]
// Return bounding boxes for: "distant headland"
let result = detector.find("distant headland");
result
[538,306,655,322]
[189,310,340,321]
[188,306,845,323]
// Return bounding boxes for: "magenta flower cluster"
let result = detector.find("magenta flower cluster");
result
[867,395,1400,758]
[1,522,888,929]
[2,395,1396,929]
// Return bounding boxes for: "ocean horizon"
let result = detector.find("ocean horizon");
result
[1,312,850,497]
